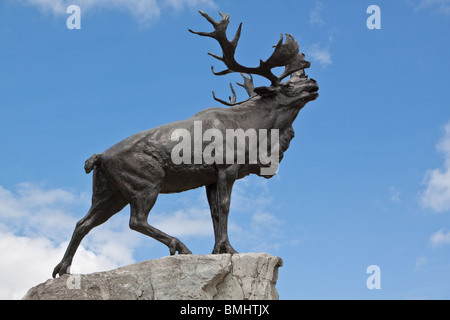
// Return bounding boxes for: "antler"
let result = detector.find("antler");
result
[189,11,305,87]
[211,73,257,107]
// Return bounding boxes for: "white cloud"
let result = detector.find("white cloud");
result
[421,122,450,212]
[415,0,450,15]
[0,183,138,299]
[309,1,326,26]
[306,43,332,67]
[422,168,450,211]
[430,229,450,247]
[0,183,87,240]
[20,0,216,23]
[0,228,125,299]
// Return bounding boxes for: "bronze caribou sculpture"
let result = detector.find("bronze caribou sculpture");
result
[53,11,319,278]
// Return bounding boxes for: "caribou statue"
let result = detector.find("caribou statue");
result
[53,11,319,278]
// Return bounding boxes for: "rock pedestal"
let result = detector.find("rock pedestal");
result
[23,253,283,300]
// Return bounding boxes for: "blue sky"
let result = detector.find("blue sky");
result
[1,0,450,299]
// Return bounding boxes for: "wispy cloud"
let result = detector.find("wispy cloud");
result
[309,1,326,26]
[306,43,332,68]
[414,0,450,16]
[390,186,402,203]
[414,256,427,271]
[164,0,214,11]
[227,176,302,253]
[153,176,292,253]
[306,1,332,68]
[20,0,216,24]
[421,121,450,212]
[151,208,213,237]
[430,229,450,247]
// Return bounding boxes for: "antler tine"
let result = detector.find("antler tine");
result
[212,90,235,107]
[229,83,237,104]
[188,11,229,37]
[212,91,254,107]
[211,65,232,76]
[208,52,224,62]
[278,52,311,81]
[231,22,242,47]
[201,10,221,26]
[236,73,256,98]
[211,83,236,106]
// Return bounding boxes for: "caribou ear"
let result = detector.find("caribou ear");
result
[254,86,278,97]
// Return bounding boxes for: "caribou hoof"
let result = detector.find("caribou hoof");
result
[168,238,192,255]
[212,241,238,254]
[52,262,70,278]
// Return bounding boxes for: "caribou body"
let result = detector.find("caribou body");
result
[53,11,318,278]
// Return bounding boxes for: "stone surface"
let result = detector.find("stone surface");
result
[23,253,283,300]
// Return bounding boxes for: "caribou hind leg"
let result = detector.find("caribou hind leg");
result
[128,186,192,256]
[52,168,128,278]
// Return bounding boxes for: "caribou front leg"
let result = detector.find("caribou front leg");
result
[206,166,238,254]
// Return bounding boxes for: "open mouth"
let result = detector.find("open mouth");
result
[302,91,319,102]
[300,79,319,101]
[308,91,319,99]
